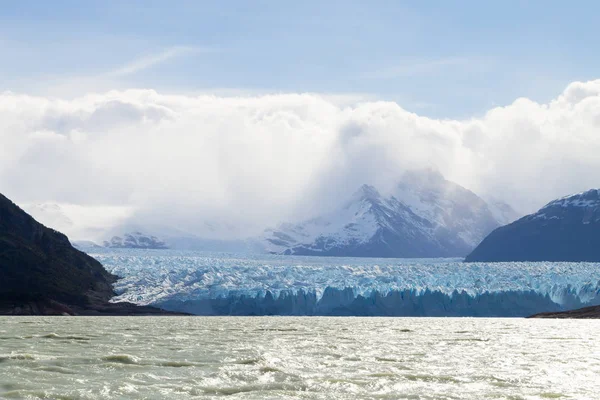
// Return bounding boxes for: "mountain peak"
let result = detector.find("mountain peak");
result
[263,172,506,258]
[104,231,169,249]
[400,168,445,187]
[466,188,600,262]
[542,189,600,211]
[352,184,381,201]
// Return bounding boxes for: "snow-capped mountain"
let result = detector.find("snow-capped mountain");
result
[263,169,513,258]
[104,231,169,249]
[101,222,255,252]
[72,240,104,250]
[466,189,600,262]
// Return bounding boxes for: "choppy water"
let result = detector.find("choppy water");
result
[1,317,599,399]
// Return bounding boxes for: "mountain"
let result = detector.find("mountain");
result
[485,198,521,226]
[0,192,174,315]
[263,170,512,258]
[465,189,600,262]
[101,222,253,252]
[72,240,103,249]
[104,231,169,249]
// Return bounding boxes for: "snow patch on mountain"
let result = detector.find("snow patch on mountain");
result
[102,222,256,252]
[264,184,386,253]
[541,189,600,210]
[526,189,600,224]
[104,231,169,249]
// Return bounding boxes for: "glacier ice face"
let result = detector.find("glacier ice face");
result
[90,249,600,316]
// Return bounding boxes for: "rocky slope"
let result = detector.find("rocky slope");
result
[0,192,174,315]
[263,170,513,258]
[528,305,600,319]
[466,189,600,262]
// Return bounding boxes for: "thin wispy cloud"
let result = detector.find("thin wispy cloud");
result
[107,46,204,77]
[14,46,214,97]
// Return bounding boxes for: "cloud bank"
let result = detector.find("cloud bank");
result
[2,81,600,239]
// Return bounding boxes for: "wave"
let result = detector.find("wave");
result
[102,354,140,365]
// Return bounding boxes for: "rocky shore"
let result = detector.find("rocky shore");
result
[528,305,600,319]
[0,299,185,316]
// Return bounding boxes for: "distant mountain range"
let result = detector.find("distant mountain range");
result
[103,231,169,249]
[25,169,525,258]
[73,223,255,252]
[262,170,518,258]
[69,183,600,262]
[466,189,600,262]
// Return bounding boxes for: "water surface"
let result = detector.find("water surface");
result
[1,317,599,399]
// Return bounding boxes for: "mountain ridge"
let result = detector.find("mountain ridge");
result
[465,189,600,262]
[263,170,516,258]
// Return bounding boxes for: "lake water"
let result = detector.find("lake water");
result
[1,317,599,399]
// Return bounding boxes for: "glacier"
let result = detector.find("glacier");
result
[90,249,600,316]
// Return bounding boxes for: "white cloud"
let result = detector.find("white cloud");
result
[2,81,600,239]
[107,46,201,77]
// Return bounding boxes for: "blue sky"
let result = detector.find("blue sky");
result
[1,1,599,117]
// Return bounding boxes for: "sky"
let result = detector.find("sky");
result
[2,1,600,117]
[1,1,600,239]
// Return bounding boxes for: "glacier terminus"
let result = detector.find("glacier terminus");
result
[91,249,600,317]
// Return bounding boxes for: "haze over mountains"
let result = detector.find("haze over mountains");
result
[24,169,521,258]
[263,170,517,257]
[56,179,600,263]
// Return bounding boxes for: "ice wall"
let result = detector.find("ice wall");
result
[90,249,600,316]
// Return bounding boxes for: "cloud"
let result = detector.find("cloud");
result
[1,81,600,239]
[7,46,209,98]
[107,46,201,77]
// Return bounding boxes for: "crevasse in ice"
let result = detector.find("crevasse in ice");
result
[90,249,600,316]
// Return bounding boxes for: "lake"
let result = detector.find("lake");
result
[1,316,599,399]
